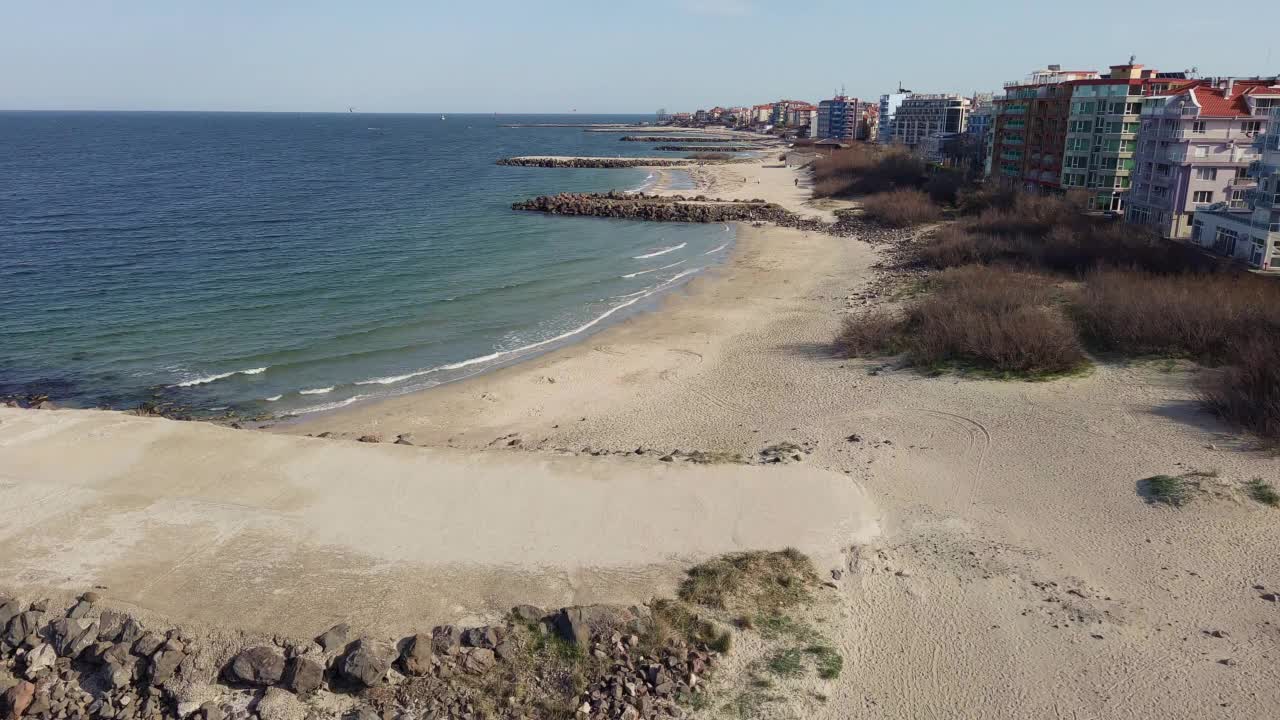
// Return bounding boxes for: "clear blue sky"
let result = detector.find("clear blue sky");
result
[3,0,1277,113]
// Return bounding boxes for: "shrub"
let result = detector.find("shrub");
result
[839,266,1088,377]
[860,189,942,227]
[905,268,1085,375]
[1141,474,1191,507]
[810,145,927,197]
[1247,477,1280,507]
[1073,270,1280,360]
[925,171,964,206]
[835,309,904,357]
[1201,336,1280,443]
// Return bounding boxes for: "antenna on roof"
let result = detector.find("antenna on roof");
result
[1129,54,1137,65]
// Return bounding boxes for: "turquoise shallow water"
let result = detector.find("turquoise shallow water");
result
[0,112,733,417]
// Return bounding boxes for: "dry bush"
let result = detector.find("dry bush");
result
[812,177,854,199]
[1072,269,1280,360]
[925,171,964,206]
[839,266,1087,376]
[903,267,1087,375]
[860,189,942,227]
[835,309,904,357]
[956,184,1019,215]
[810,145,927,197]
[916,224,1006,269]
[1201,336,1280,443]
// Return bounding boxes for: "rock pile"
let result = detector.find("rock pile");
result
[652,146,760,153]
[0,594,717,720]
[512,192,797,225]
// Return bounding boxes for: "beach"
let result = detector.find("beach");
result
[281,152,1280,718]
[3,142,1279,718]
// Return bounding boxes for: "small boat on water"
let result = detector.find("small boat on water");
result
[441,115,446,120]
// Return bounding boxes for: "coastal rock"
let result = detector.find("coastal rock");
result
[22,644,57,679]
[511,605,545,623]
[356,434,381,444]
[393,434,416,446]
[340,638,396,687]
[431,626,463,655]
[50,618,99,658]
[284,656,324,695]
[400,634,433,677]
[227,646,286,686]
[148,647,185,686]
[3,612,43,648]
[317,623,352,653]
[1,680,34,719]
[461,626,499,649]
[460,647,495,675]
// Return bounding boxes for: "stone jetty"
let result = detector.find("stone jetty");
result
[497,157,691,169]
[512,191,801,224]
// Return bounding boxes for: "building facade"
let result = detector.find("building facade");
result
[877,92,909,144]
[890,94,971,148]
[1189,106,1280,269]
[992,67,1100,192]
[1127,79,1279,238]
[1059,63,1193,212]
[817,96,876,140]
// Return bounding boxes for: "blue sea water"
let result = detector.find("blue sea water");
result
[0,112,734,417]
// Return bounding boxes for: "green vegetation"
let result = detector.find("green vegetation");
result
[678,548,817,614]
[806,644,844,679]
[1247,477,1280,507]
[1141,474,1192,507]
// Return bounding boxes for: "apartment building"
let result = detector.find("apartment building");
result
[1059,63,1194,212]
[890,94,971,148]
[816,96,878,141]
[1127,78,1280,238]
[992,66,1099,191]
[1190,107,1280,269]
[877,92,910,144]
[769,100,813,127]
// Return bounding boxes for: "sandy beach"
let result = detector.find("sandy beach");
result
[3,146,1279,718]
[283,152,1280,718]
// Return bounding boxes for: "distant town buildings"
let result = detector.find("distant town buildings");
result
[816,96,873,141]
[877,91,910,145]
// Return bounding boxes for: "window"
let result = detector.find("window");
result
[1230,190,1247,208]
[1063,173,1086,187]
[1101,157,1119,170]
[1069,120,1092,133]
[1196,168,1218,181]
[1123,122,1140,134]
[1106,121,1123,134]
[1066,155,1089,169]
[1241,121,1262,135]
[1192,121,1206,134]
[1156,164,1170,176]
[1129,207,1151,224]
[1194,146,1208,158]
[1193,190,1214,203]
[1125,102,1143,115]
[1109,102,1125,114]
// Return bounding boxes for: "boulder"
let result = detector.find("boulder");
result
[3,611,43,648]
[460,647,495,675]
[339,638,396,687]
[117,618,145,646]
[461,626,499,649]
[100,656,137,690]
[1,680,34,720]
[66,600,92,620]
[50,618,99,658]
[0,601,20,630]
[149,648,185,686]
[283,656,324,695]
[430,625,462,655]
[130,631,163,658]
[22,644,57,679]
[227,646,286,686]
[96,611,125,643]
[511,605,545,623]
[316,623,351,653]
[400,634,433,677]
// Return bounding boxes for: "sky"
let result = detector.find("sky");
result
[3,1,1278,113]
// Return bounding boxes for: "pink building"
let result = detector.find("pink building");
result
[1127,78,1280,238]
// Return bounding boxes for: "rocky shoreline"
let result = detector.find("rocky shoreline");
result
[496,158,692,169]
[0,592,718,720]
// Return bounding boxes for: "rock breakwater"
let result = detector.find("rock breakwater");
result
[653,146,761,152]
[512,192,797,224]
[619,137,747,143]
[496,157,690,169]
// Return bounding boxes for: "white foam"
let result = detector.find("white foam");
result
[288,394,368,416]
[622,259,686,279]
[633,242,686,260]
[355,267,704,387]
[299,386,334,395]
[264,395,282,402]
[703,242,730,255]
[170,366,269,388]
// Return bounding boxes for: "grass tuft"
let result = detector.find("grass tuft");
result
[806,645,843,679]
[1247,478,1279,507]
[678,549,818,614]
[1141,474,1191,507]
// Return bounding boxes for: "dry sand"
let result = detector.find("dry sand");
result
[3,151,1278,718]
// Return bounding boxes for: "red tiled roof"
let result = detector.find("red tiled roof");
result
[1182,81,1280,117]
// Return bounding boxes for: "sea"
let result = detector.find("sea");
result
[0,112,734,418]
